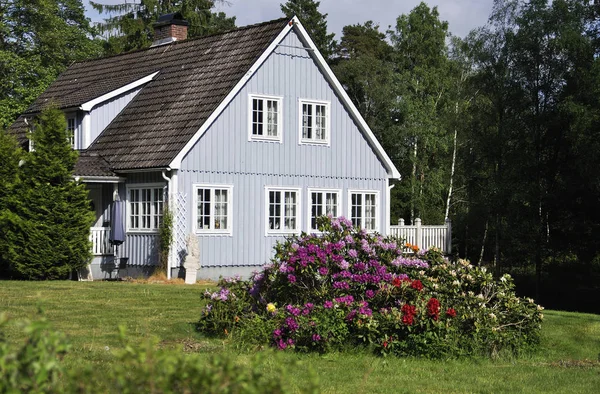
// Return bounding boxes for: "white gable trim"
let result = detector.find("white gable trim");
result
[169,17,400,179]
[79,71,160,111]
[170,21,295,169]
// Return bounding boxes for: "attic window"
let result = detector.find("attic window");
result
[299,99,330,145]
[249,94,282,142]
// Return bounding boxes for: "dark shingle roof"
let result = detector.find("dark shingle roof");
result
[10,18,289,170]
[74,152,117,177]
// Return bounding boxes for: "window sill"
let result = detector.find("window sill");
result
[195,231,233,237]
[250,136,282,143]
[265,230,301,237]
[300,139,329,146]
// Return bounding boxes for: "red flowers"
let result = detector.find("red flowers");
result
[401,304,417,325]
[426,298,440,320]
[446,308,457,318]
[392,277,402,287]
[410,280,423,291]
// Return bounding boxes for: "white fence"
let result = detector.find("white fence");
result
[90,227,112,256]
[389,218,452,254]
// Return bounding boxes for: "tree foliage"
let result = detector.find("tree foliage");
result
[281,0,336,59]
[90,0,236,54]
[0,0,102,129]
[0,107,95,279]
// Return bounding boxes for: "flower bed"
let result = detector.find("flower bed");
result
[197,217,543,358]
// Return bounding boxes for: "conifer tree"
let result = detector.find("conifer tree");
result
[0,129,23,277]
[0,108,95,279]
[90,0,236,54]
[281,0,336,59]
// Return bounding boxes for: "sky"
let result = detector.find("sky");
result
[85,0,495,40]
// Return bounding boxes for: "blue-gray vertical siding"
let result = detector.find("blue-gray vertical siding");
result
[178,30,390,273]
[118,172,165,266]
[88,87,142,146]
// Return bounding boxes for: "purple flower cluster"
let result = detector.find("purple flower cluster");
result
[391,256,429,269]
[335,295,354,306]
[285,317,299,332]
[286,305,301,316]
[206,288,233,302]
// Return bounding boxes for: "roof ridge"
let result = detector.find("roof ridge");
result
[74,17,291,66]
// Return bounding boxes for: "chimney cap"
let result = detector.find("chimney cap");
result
[154,12,189,27]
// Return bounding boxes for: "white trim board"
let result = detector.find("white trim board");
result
[169,17,400,179]
[79,71,160,112]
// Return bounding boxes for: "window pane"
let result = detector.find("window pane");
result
[302,103,312,139]
[315,105,326,140]
[67,118,76,148]
[267,100,278,137]
[214,189,228,230]
[310,192,323,230]
[284,191,297,230]
[365,194,376,230]
[351,193,362,228]
[269,191,281,230]
[252,98,263,136]
[326,192,338,217]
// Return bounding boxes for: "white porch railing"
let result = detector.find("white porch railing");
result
[90,227,112,256]
[389,218,452,254]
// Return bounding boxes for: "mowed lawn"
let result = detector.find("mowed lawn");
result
[1,280,599,393]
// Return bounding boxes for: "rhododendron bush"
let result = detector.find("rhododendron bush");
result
[197,217,543,358]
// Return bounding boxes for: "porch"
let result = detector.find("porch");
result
[389,218,452,254]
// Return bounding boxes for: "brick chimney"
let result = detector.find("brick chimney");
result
[152,13,189,47]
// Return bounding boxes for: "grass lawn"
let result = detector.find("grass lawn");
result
[1,280,599,393]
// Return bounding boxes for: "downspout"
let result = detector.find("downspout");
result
[386,183,395,236]
[161,169,172,280]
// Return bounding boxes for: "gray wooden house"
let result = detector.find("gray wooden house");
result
[9,15,400,280]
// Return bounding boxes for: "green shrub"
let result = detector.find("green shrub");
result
[0,313,70,394]
[198,216,543,358]
[1,315,314,393]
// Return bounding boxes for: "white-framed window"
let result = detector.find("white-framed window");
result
[308,188,341,231]
[193,184,233,235]
[249,94,283,142]
[265,187,301,235]
[299,99,330,145]
[348,190,379,232]
[67,117,76,148]
[127,185,164,232]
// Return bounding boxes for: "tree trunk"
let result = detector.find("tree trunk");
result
[478,219,488,267]
[445,102,458,220]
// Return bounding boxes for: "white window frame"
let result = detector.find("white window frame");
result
[265,186,302,236]
[298,99,330,146]
[307,188,341,232]
[126,184,165,233]
[347,190,380,233]
[192,184,233,236]
[67,116,76,149]
[248,94,283,142]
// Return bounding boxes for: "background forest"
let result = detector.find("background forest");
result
[1,0,599,312]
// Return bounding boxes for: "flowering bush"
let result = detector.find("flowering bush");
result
[198,216,543,358]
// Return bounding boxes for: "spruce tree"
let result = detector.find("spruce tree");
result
[0,129,23,277]
[281,0,336,59]
[0,108,94,279]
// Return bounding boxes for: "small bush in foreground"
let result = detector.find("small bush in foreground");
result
[198,216,544,358]
[0,314,310,393]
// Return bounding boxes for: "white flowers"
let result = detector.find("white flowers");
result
[452,280,460,286]
[527,298,534,304]
[489,313,497,320]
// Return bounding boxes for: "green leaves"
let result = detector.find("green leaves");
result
[0,107,95,279]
